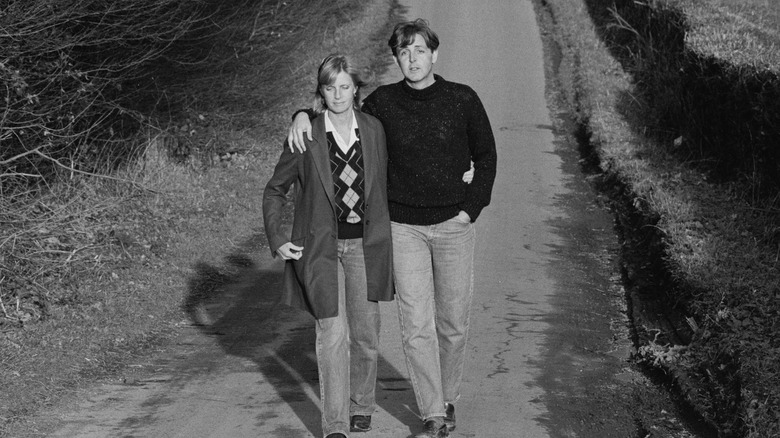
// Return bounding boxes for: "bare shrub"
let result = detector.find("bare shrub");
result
[0,0,223,192]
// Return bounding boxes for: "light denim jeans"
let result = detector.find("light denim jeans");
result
[315,238,380,437]
[391,217,475,421]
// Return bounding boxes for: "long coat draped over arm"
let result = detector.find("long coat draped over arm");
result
[262,111,394,319]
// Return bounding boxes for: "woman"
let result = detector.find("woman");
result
[262,54,393,438]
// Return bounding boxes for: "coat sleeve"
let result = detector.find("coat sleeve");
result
[263,141,300,256]
[361,91,378,118]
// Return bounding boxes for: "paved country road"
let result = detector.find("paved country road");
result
[43,1,702,437]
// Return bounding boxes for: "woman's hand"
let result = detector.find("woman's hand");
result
[455,210,471,223]
[287,113,313,153]
[462,164,475,184]
[276,242,304,260]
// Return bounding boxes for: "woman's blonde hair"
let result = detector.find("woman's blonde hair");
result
[313,54,366,114]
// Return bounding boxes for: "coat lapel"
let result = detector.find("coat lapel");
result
[355,111,375,198]
[309,115,337,211]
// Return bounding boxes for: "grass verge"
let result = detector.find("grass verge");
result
[534,0,780,436]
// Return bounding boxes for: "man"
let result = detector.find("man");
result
[289,19,496,438]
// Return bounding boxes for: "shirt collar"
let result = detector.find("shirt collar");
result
[325,110,358,151]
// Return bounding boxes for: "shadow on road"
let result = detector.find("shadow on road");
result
[183,230,415,436]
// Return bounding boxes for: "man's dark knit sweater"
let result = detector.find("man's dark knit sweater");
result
[361,75,497,225]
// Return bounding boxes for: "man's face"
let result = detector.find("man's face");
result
[394,33,438,89]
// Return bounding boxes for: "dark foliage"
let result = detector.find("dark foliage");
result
[0,0,248,192]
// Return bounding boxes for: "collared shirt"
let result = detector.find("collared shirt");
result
[324,109,359,155]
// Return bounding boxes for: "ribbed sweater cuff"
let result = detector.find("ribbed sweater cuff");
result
[388,202,460,226]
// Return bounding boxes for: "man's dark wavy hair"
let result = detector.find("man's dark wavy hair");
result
[388,18,439,56]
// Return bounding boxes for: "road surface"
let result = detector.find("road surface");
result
[46,1,638,437]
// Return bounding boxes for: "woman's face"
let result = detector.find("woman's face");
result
[321,71,355,115]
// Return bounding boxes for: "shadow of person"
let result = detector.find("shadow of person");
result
[183,231,417,436]
[184,243,321,436]
[375,355,420,436]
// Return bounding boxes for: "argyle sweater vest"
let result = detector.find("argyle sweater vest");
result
[327,130,365,239]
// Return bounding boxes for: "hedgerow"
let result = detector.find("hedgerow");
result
[0,0,222,189]
[0,0,239,328]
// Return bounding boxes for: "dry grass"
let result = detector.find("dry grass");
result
[677,0,780,70]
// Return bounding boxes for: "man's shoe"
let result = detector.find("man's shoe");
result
[350,414,372,432]
[444,403,456,431]
[414,417,449,438]
[325,434,346,438]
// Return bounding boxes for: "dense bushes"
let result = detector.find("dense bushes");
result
[0,0,225,191]
[0,0,239,331]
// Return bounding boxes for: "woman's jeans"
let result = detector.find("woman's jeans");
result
[391,218,475,421]
[315,238,380,437]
